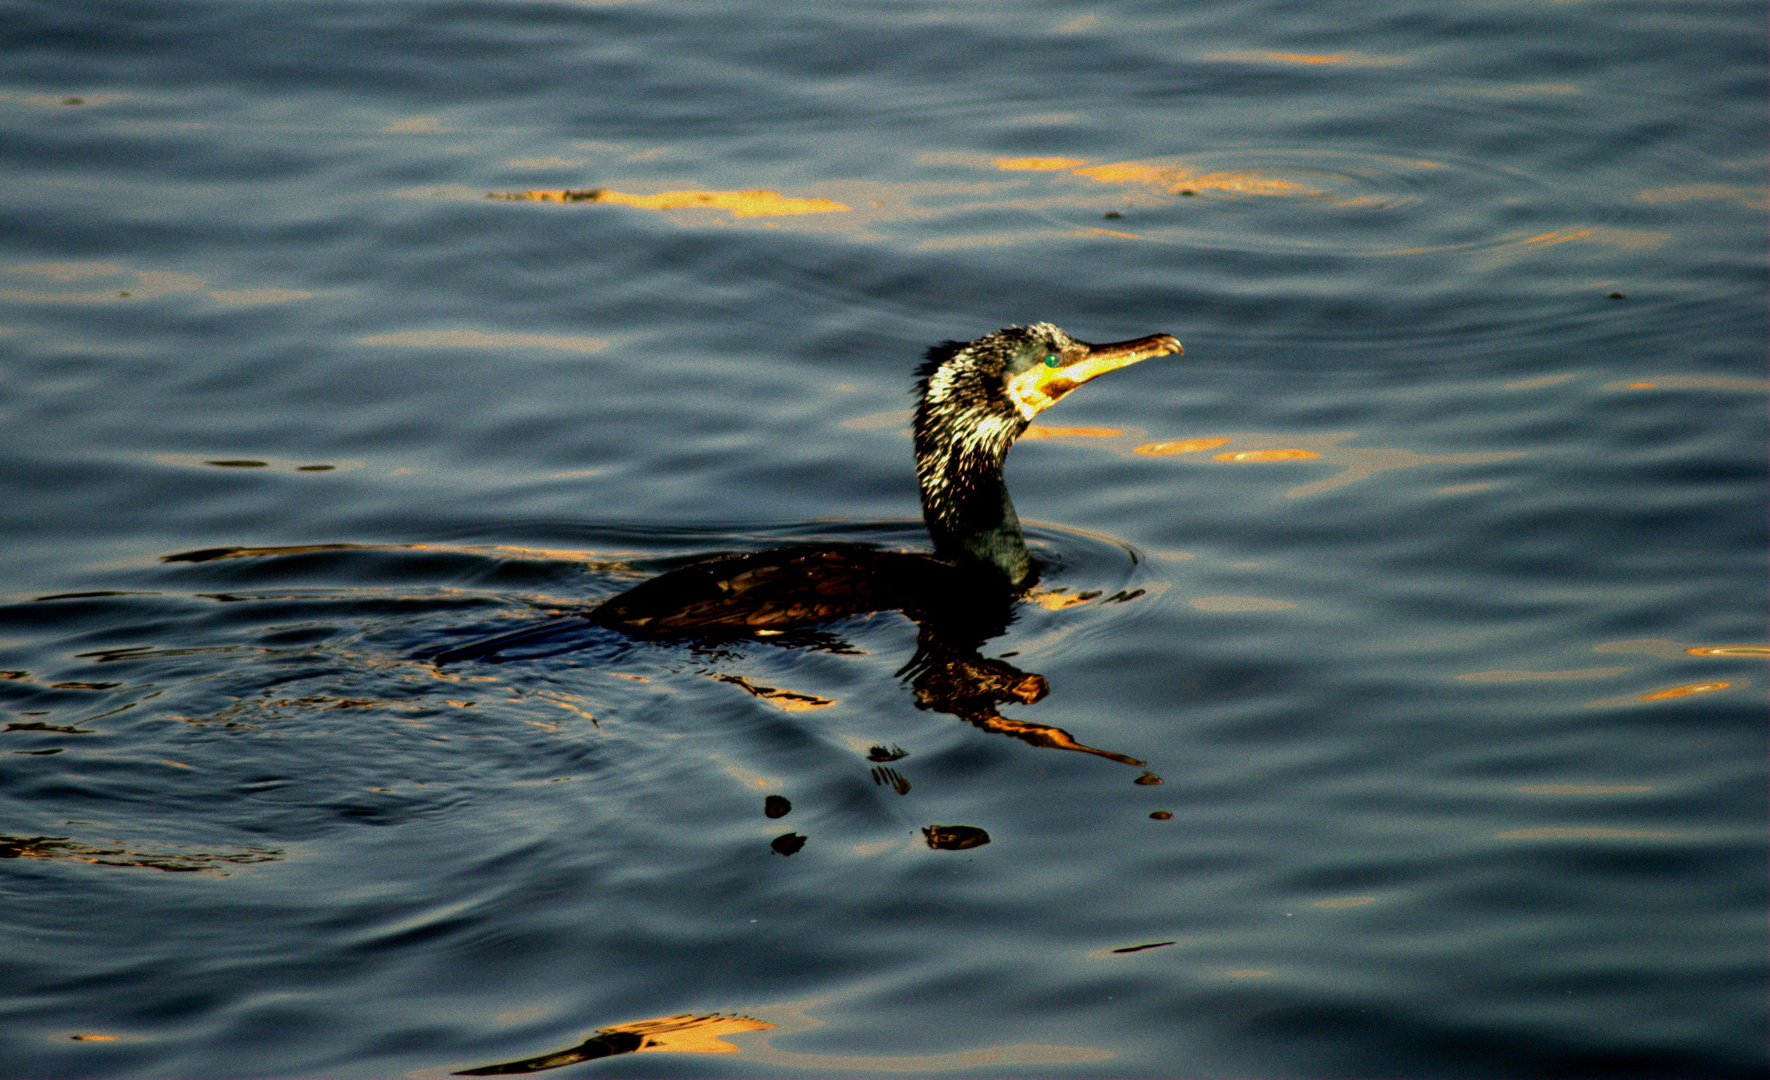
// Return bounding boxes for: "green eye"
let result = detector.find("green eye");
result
[1043,353,1061,367]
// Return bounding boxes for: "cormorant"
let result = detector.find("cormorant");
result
[425,322,1179,661]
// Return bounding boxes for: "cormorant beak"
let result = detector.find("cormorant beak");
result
[1007,333,1183,418]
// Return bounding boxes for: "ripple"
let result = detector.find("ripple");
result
[989,148,1575,257]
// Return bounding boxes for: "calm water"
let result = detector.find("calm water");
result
[1,0,1764,1076]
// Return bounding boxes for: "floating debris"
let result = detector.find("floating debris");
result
[922,825,990,850]
[1110,940,1175,954]
[770,833,806,857]
[764,795,791,819]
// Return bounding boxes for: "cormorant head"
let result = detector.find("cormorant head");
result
[912,323,1181,584]
[914,322,1182,463]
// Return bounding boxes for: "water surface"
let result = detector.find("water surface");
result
[0,0,1764,1076]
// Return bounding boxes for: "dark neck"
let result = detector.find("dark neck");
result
[913,396,1033,587]
[924,465,1032,587]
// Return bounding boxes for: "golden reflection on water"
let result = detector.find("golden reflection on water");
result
[1593,638,1699,659]
[1636,184,1768,210]
[1686,645,1770,657]
[714,674,837,711]
[210,288,316,305]
[723,1000,1112,1073]
[1129,432,1525,498]
[1213,448,1322,462]
[0,833,280,874]
[1636,682,1732,700]
[1188,596,1295,612]
[988,152,1399,205]
[1196,50,1407,66]
[0,261,309,305]
[1605,375,1770,393]
[1021,424,1123,440]
[1074,161,1313,198]
[1134,437,1231,455]
[1457,667,1628,682]
[1026,587,1102,611]
[454,1013,775,1074]
[358,330,609,352]
[839,407,912,431]
[384,115,451,133]
[1522,228,1593,247]
[503,156,584,170]
[1495,827,1685,841]
[993,157,1087,171]
[487,188,849,217]
[1504,374,1579,391]
[452,1001,1112,1075]
[1583,677,1750,709]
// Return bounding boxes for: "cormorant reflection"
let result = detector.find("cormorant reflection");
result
[427,552,1142,769]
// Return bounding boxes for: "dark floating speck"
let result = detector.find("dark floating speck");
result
[770,832,805,856]
[1608,292,1626,299]
[1110,940,1176,954]
[296,464,335,471]
[764,794,791,819]
[1149,810,1173,820]
[117,291,130,297]
[1179,189,1196,196]
[205,460,267,468]
[64,98,84,105]
[922,824,989,850]
[866,744,907,762]
[1134,771,1163,786]
[1104,212,1123,219]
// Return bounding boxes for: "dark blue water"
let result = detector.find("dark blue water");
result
[1,1,1764,1076]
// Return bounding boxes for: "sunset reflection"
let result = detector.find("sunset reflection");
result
[487,188,848,216]
[455,1013,774,1074]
